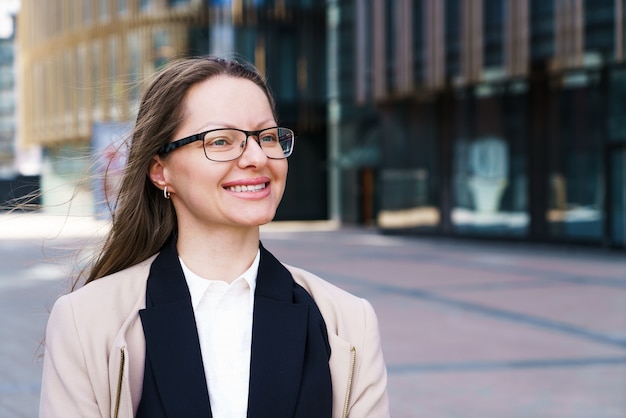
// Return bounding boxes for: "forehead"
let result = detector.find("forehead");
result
[181,75,274,126]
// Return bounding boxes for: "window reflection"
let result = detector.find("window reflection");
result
[451,83,529,235]
[546,72,604,240]
[376,102,440,230]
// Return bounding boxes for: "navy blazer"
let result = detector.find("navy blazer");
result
[136,240,333,417]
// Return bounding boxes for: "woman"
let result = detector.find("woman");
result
[40,56,389,418]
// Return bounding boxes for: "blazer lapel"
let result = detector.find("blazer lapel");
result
[247,244,311,417]
[248,246,332,418]
[139,240,212,418]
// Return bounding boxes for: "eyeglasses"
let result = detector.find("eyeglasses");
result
[157,126,295,162]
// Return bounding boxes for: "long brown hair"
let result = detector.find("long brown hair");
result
[76,56,276,288]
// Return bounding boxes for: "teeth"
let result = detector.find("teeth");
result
[227,183,266,192]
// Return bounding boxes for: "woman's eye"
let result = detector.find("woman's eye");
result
[260,135,276,143]
[207,137,229,147]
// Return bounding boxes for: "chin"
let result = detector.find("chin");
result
[235,212,276,227]
[256,215,276,226]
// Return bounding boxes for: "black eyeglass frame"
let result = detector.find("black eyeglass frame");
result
[156,126,295,162]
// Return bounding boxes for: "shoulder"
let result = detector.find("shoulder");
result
[68,254,156,307]
[42,255,159,416]
[50,254,157,333]
[285,264,377,335]
[285,264,390,416]
[286,264,362,305]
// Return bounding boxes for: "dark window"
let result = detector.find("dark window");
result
[530,0,555,63]
[584,0,614,56]
[445,0,461,78]
[484,0,504,68]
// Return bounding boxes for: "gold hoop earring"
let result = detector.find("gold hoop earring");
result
[163,186,171,199]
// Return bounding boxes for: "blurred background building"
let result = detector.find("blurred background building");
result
[330,0,626,248]
[0,0,39,208]
[17,0,327,219]
[14,0,626,248]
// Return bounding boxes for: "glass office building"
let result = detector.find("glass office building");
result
[330,0,626,247]
[18,0,626,247]
[18,0,327,219]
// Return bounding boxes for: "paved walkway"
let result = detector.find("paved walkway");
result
[0,214,625,417]
[261,229,626,417]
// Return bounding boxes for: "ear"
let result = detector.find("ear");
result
[149,155,168,190]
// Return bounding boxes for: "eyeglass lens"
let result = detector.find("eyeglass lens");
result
[203,128,293,161]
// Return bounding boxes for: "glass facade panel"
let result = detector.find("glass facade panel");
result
[188,26,211,56]
[610,148,626,246]
[483,0,504,68]
[100,0,108,19]
[91,42,102,116]
[169,0,189,6]
[451,83,529,235]
[209,22,235,57]
[546,72,604,241]
[0,42,13,63]
[68,0,78,29]
[384,0,394,92]
[76,45,88,129]
[445,0,461,78]
[0,68,12,89]
[83,0,91,22]
[377,102,440,229]
[127,32,141,104]
[109,37,120,113]
[353,0,371,102]
[118,0,128,13]
[0,90,14,110]
[0,114,13,130]
[584,0,614,55]
[608,67,626,143]
[530,0,554,62]
[607,57,625,240]
[153,30,172,70]
[412,0,424,84]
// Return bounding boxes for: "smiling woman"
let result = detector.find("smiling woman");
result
[38,56,390,418]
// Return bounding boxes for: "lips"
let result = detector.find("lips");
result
[222,177,270,193]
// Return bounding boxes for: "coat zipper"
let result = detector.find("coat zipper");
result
[114,347,125,418]
[341,346,357,418]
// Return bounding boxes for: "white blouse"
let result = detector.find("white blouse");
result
[180,250,259,418]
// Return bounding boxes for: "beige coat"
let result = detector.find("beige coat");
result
[40,254,390,418]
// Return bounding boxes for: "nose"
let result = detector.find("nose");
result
[238,135,267,167]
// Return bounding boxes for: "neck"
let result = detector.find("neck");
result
[176,224,261,283]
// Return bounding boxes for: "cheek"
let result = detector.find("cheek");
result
[274,166,288,195]
[275,162,288,200]
[276,160,288,180]
[167,154,220,189]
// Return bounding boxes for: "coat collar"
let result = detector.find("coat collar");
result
[138,239,331,417]
[247,243,312,417]
[138,239,212,417]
